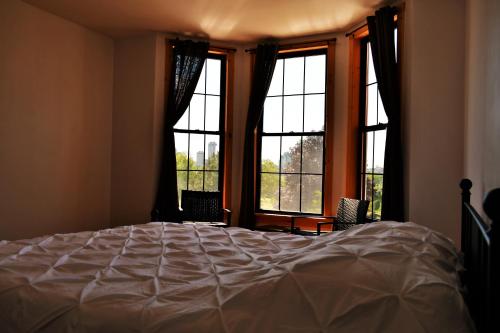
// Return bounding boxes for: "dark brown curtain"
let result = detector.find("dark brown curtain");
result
[238,44,279,229]
[152,40,209,222]
[367,7,404,221]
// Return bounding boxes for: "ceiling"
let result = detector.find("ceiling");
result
[24,0,385,43]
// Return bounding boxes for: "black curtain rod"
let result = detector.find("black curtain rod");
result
[345,23,367,37]
[167,38,237,53]
[244,38,336,53]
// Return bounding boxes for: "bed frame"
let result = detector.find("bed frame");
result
[460,179,499,332]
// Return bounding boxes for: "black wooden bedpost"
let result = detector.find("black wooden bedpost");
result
[483,187,499,333]
[460,179,472,253]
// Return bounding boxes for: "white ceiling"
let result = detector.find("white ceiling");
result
[24,0,385,43]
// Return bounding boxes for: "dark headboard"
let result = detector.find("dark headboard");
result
[460,179,499,332]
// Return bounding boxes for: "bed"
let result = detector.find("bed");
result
[0,180,496,332]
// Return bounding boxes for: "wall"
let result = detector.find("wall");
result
[464,0,500,211]
[403,0,465,244]
[0,0,114,240]
[111,34,164,227]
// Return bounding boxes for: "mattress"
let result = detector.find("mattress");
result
[0,221,474,332]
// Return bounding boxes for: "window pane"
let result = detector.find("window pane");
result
[281,136,301,173]
[304,95,325,132]
[268,59,283,96]
[188,171,203,191]
[372,174,383,219]
[373,129,386,173]
[189,94,205,130]
[366,84,378,126]
[305,55,326,94]
[367,43,377,85]
[177,171,187,205]
[194,62,206,94]
[301,175,322,214]
[302,136,323,174]
[204,171,218,191]
[263,97,282,133]
[280,174,300,212]
[283,57,304,95]
[205,95,220,131]
[174,110,189,130]
[205,135,219,171]
[377,91,388,124]
[189,134,204,170]
[175,133,189,170]
[206,59,221,95]
[260,174,279,210]
[260,136,280,171]
[365,174,373,217]
[365,131,374,173]
[283,96,303,132]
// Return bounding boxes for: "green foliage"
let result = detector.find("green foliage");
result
[175,152,220,203]
[365,174,383,219]
[259,136,323,214]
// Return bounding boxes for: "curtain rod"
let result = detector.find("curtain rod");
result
[167,39,237,53]
[345,23,367,37]
[244,38,336,53]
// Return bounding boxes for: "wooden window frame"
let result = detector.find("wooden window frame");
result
[346,6,404,216]
[169,45,234,211]
[254,41,336,229]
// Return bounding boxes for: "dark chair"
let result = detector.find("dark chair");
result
[180,190,231,226]
[291,198,370,235]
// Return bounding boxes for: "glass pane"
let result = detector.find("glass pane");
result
[305,55,326,94]
[283,96,303,132]
[174,133,189,170]
[373,129,386,174]
[280,174,300,212]
[205,95,220,131]
[204,171,219,191]
[377,91,388,124]
[189,94,205,130]
[365,174,373,217]
[205,135,219,171]
[366,84,378,126]
[284,57,304,95]
[263,97,282,133]
[260,136,280,172]
[177,171,187,205]
[188,171,203,191]
[268,59,283,96]
[372,174,383,219]
[194,62,206,94]
[365,132,374,173]
[174,110,189,129]
[304,95,325,132]
[301,175,322,214]
[281,136,301,173]
[367,43,377,85]
[302,136,323,174]
[260,174,279,210]
[189,134,204,170]
[206,58,221,95]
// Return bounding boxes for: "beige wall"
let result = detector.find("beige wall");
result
[403,0,465,244]
[0,0,114,240]
[111,34,165,227]
[464,0,500,212]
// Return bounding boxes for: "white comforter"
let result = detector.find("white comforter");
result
[0,222,473,332]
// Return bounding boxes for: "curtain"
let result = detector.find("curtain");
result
[151,40,209,222]
[367,7,405,221]
[238,44,279,229]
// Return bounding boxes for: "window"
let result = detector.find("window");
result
[257,49,327,215]
[359,29,397,219]
[174,54,226,202]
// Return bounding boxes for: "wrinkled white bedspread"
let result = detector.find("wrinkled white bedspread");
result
[0,222,473,332]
